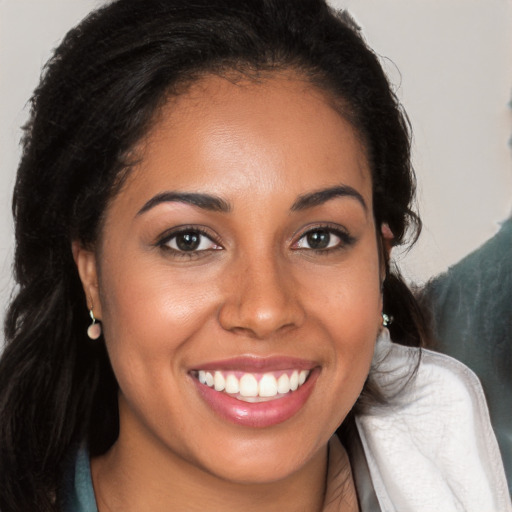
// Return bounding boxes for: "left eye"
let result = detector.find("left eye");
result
[294,229,342,250]
[164,230,220,252]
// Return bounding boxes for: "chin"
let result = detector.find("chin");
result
[188,426,326,486]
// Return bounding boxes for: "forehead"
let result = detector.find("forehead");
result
[118,73,372,211]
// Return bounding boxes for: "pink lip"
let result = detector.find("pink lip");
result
[191,366,320,428]
[193,356,316,372]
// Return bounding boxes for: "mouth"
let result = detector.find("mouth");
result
[192,369,311,402]
[190,359,319,428]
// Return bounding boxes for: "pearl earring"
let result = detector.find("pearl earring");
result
[382,313,392,327]
[87,307,102,340]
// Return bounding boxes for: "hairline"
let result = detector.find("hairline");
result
[91,64,374,252]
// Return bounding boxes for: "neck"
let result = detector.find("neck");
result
[92,429,331,512]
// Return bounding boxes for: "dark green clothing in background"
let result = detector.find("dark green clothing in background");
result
[422,217,512,493]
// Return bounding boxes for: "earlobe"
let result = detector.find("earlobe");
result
[71,241,102,319]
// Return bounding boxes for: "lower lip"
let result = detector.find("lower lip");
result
[192,370,319,428]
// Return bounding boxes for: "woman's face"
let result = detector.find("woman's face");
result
[77,73,384,483]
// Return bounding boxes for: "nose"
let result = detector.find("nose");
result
[217,253,305,339]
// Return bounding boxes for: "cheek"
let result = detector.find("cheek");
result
[294,243,382,405]
[97,257,220,384]
[297,242,383,331]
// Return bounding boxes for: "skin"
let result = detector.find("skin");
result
[74,72,386,511]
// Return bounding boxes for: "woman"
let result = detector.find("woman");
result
[0,1,509,511]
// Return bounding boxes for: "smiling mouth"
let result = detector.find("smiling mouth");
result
[192,369,311,402]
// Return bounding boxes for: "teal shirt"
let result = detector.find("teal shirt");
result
[62,448,98,512]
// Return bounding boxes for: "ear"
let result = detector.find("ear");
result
[380,223,394,257]
[379,223,394,289]
[72,241,102,319]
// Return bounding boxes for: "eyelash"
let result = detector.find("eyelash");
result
[156,226,222,259]
[155,224,355,259]
[293,224,356,254]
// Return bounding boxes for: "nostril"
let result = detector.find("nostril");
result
[218,302,303,339]
[217,261,305,338]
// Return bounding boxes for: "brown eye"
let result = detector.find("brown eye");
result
[175,232,201,251]
[306,230,331,249]
[296,229,340,250]
[293,226,355,253]
[162,229,221,252]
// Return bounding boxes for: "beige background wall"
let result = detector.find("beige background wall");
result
[338,0,512,284]
[1,0,511,340]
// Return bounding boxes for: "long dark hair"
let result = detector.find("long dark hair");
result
[0,0,425,509]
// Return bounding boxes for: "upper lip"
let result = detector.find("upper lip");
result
[191,356,317,373]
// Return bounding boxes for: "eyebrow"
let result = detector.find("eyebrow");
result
[290,185,367,212]
[137,192,232,215]
[137,185,366,216]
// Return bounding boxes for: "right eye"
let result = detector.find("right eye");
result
[158,228,222,255]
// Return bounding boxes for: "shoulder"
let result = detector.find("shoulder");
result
[370,331,492,412]
[353,330,511,512]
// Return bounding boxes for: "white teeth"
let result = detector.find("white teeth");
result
[290,370,299,391]
[277,373,291,394]
[259,373,278,397]
[197,369,310,398]
[239,374,259,397]
[225,374,240,394]
[214,371,225,391]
